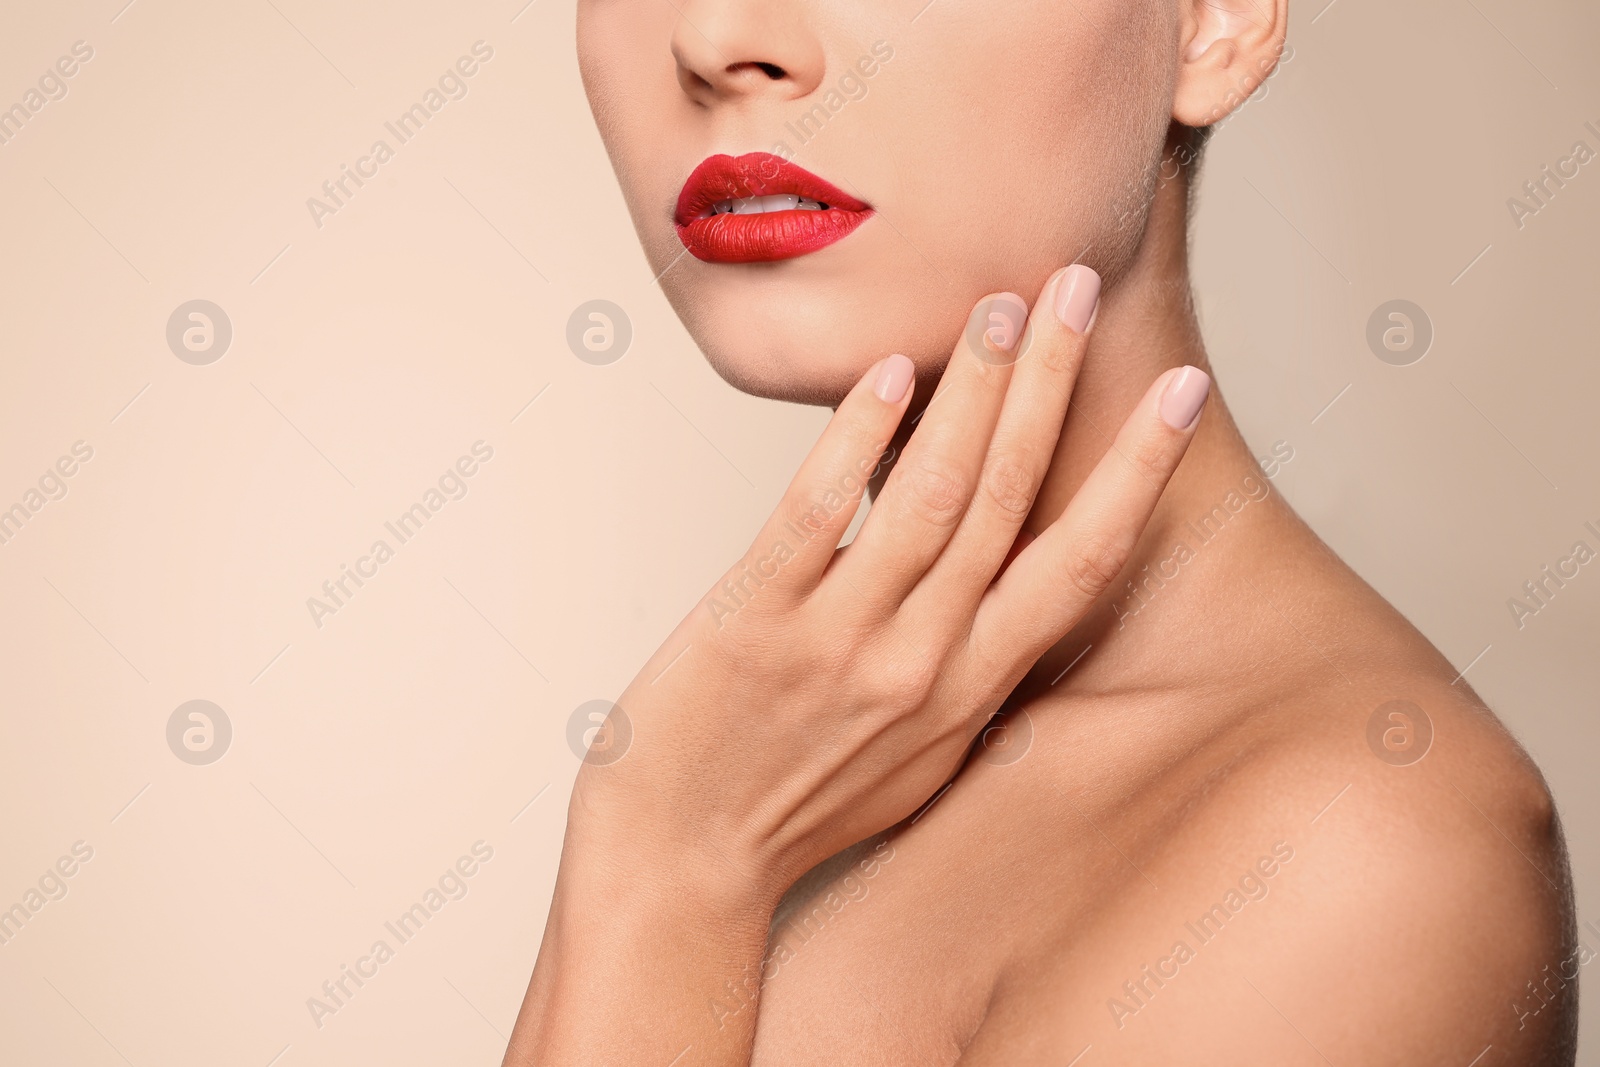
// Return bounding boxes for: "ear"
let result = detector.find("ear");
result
[1172,0,1289,129]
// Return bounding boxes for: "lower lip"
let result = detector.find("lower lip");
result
[676,207,873,264]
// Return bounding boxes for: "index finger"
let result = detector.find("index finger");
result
[713,354,916,615]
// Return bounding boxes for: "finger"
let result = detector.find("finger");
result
[903,264,1100,620]
[714,354,915,614]
[830,292,1029,611]
[968,364,1211,662]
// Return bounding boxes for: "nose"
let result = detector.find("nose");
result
[670,3,825,104]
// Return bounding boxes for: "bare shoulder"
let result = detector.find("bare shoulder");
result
[1225,675,1578,1065]
[957,657,1579,1066]
[1104,674,1568,1064]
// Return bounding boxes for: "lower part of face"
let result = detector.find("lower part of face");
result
[579,0,1177,405]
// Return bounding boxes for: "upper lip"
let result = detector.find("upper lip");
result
[673,153,870,226]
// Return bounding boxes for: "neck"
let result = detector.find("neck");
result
[1014,150,1324,700]
[1027,152,1221,532]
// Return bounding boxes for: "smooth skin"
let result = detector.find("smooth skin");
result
[513,272,1222,1064]
[506,0,1577,1063]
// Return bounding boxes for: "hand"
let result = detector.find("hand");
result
[570,264,1210,903]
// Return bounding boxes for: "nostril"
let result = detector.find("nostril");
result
[728,61,787,80]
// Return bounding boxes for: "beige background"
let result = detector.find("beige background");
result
[0,1,1595,1063]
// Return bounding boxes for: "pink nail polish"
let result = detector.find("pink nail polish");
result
[875,353,915,404]
[1159,366,1211,429]
[1053,264,1102,335]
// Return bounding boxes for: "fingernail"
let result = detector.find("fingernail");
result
[1159,366,1211,429]
[874,353,915,404]
[1053,264,1102,334]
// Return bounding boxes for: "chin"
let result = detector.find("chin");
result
[695,333,869,408]
[661,237,965,407]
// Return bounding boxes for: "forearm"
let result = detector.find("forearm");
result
[503,832,778,1067]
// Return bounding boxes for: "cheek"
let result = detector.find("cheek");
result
[882,12,1172,285]
[578,4,683,221]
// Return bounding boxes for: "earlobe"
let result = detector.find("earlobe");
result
[1172,0,1289,129]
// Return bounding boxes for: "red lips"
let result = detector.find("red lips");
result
[674,153,873,263]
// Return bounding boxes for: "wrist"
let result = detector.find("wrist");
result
[516,804,781,1066]
[565,769,793,914]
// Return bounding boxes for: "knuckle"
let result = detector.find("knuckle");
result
[978,451,1039,519]
[1123,433,1176,485]
[854,437,897,483]
[968,354,1014,384]
[856,652,938,719]
[896,456,971,528]
[1035,329,1087,377]
[1060,531,1130,600]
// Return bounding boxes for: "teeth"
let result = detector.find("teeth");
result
[736,194,796,214]
[708,195,827,217]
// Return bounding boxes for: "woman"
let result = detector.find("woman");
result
[506,1,1576,1063]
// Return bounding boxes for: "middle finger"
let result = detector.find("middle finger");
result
[828,290,1031,612]
[904,263,1100,622]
